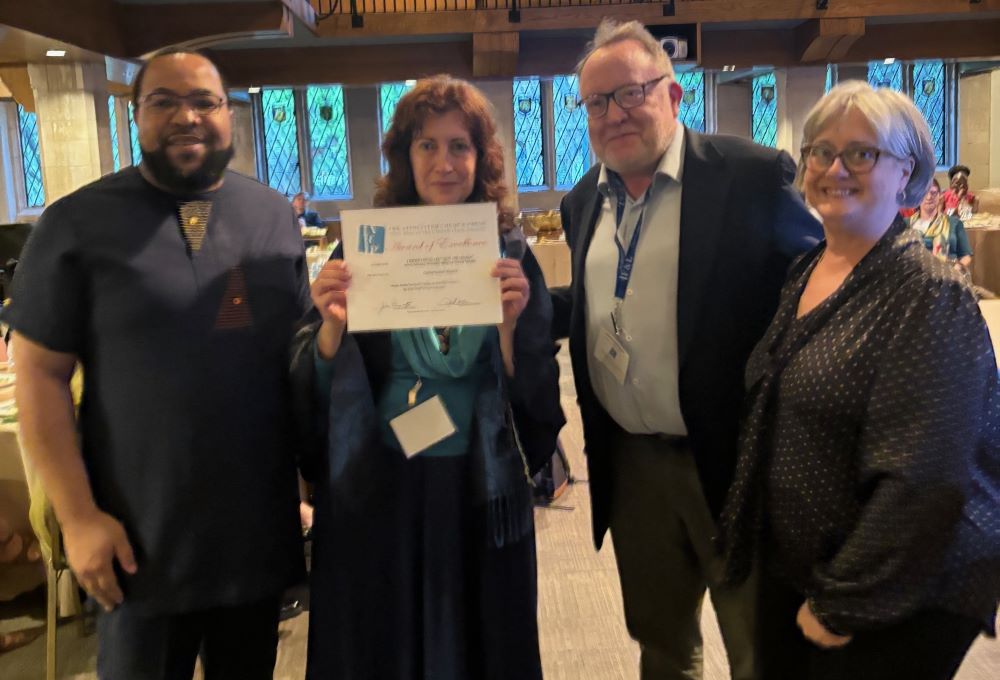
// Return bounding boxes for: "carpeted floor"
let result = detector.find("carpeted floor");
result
[0,348,997,679]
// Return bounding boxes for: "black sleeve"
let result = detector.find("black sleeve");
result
[771,151,823,262]
[508,248,566,474]
[809,278,993,632]
[550,193,575,340]
[6,199,87,354]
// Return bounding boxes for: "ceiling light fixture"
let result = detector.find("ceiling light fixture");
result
[405,79,417,87]
[46,49,66,58]
[884,57,896,65]
[722,65,736,72]
[247,86,261,94]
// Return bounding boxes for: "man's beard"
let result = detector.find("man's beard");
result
[141,144,235,195]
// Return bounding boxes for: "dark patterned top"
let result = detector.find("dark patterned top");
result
[721,218,1000,634]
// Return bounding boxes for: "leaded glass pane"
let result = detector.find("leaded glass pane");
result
[912,61,946,166]
[261,88,301,196]
[16,104,44,207]
[751,72,777,148]
[108,96,121,172]
[552,75,591,189]
[677,71,705,133]
[307,85,351,198]
[826,65,836,93]
[513,77,544,190]
[379,82,414,173]
[868,61,903,91]
[127,103,141,165]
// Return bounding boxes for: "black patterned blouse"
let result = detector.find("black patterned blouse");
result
[721,217,1000,635]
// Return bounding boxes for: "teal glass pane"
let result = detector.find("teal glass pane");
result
[16,104,45,207]
[552,75,591,189]
[868,61,903,91]
[108,96,121,172]
[127,103,141,165]
[513,77,545,190]
[379,82,414,173]
[912,61,946,166]
[751,72,777,148]
[307,85,351,198]
[677,71,705,133]
[261,88,301,196]
[379,82,413,135]
[825,65,836,93]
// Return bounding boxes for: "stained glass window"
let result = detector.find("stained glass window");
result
[513,77,544,190]
[552,75,591,189]
[16,104,45,207]
[127,102,141,165]
[868,61,903,91]
[912,61,946,166]
[379,82,414,173]
[306,85,351,198]
[826,65,836,93]
[261,88,301,196]
[677,71,705,133]
[108,96,121,172]
[751,72,777,148]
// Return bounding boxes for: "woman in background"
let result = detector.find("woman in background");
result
[910,178,972,269]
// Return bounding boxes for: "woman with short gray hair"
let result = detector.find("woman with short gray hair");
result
[720,80,1000,678]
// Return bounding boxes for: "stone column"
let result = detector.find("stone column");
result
[780,66,827,157]
[27,61,115,203]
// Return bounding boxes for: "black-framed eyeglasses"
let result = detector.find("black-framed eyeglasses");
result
[138,92,227,116]
[577,75,669,119]
[801,144,903,175]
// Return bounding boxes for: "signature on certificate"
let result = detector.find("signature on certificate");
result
[379,299,416,314]
[442,297,480,307]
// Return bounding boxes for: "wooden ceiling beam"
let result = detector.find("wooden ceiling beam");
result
[314,0,1000,38]
[795,18,865,63]
[473,32,519,78]
[0,0,125,57]
[117,2,295,57]
[702,18,1000,69]
[0,66,35,112]
[205,42,474,87]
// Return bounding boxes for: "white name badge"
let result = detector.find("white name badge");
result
[389,395,457,458]
[594,327,630,386]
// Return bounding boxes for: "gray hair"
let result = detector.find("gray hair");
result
[799,80,936,207]
[575,19,675,80]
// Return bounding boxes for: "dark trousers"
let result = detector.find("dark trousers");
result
[96,596,281,680]
[608,433,757,680]
[758,574,982,680]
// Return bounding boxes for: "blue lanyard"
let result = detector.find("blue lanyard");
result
[611,179,646,303]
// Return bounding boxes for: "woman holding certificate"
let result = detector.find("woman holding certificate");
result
[293,76,564,679]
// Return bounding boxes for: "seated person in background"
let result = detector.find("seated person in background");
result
[292,191,323,227]
[910,178,973,270]
[943,165,978,220]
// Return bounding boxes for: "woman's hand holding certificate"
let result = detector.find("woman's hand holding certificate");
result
[311,260,351,359]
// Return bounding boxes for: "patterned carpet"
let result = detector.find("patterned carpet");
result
[0,348,997,679]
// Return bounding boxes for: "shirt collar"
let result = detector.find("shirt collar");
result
[598,122,686,199]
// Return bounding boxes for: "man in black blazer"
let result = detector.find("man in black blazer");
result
[551,20,821,680]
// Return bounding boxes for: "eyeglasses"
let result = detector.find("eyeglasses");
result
[801,144,903,175]
[138,92,227,116]
[577,75,669,119]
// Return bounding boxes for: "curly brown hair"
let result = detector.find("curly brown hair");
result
[374,75,514,232]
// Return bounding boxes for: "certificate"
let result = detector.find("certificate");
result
[341,203,503,332]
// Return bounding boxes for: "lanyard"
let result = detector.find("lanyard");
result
[610,176,647,335]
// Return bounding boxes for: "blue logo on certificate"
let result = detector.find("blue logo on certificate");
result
[358,225,386,254]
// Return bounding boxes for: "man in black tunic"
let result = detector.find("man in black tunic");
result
[9,49,309,678]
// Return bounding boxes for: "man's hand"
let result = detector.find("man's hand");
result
[62,510,137,611]
[796,600,852,649]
